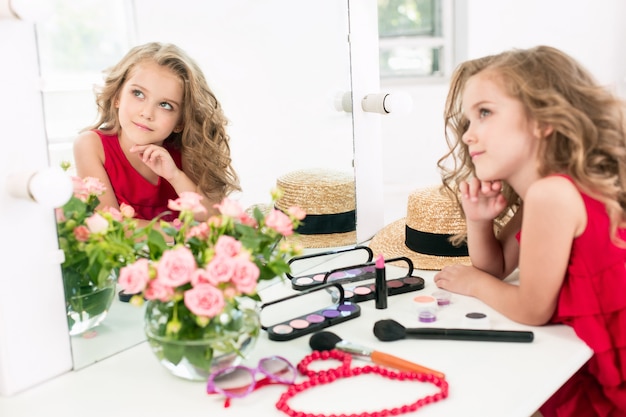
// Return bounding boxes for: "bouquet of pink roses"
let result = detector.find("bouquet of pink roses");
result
[118,189,304,378]
[56,174,146,335]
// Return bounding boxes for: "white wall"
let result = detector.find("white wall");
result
[380,0,626,224]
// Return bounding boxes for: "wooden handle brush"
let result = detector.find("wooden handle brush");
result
[309,331,445,379]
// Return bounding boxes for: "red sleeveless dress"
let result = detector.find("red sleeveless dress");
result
[97,130,181,222]
[531,177,626,417]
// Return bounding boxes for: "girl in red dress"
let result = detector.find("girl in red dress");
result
[74,42,240,222]
[434,46,626,416]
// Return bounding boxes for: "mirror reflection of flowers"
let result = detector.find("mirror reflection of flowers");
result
[57,176,145,289]
[118,188,304,375]
[56,169,147,334]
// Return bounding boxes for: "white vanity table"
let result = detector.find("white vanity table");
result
[0,253,592,417]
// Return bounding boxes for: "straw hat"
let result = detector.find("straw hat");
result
[368,186,471,270]
[275,168,356,248]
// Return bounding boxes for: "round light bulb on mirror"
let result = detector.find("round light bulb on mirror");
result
[361,92,413,115]
[6,167,73,208]
[382,92,413,115]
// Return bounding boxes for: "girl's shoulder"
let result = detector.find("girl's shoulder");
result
[527,175,587,237]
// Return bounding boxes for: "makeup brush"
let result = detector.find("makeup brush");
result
[373,319,534,343]
[309,331,445,379]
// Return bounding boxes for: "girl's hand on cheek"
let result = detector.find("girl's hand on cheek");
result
[130,144,180,181]
[459,178,507,222]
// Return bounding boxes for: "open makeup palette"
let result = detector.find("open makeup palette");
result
[260,283,361,341]
[287,246,425,304]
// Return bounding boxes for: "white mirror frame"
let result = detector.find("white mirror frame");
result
[0,0,383,396]
[0,20,72,396]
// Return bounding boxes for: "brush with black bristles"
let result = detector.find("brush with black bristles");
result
[309,330,445,379]
[373,319,534,343]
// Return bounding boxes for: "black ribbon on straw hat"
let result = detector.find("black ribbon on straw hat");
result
[275,168,357,248]
[369,185,470,270]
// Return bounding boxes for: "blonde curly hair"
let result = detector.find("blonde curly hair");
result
[83,42,240,203]
[437,45,626,245]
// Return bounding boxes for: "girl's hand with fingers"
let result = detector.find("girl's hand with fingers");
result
[434,264,488,297]
[459,178,507,222]
[130,144,180,182]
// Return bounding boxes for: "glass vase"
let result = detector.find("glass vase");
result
[65,277,117,336]
[144,298,261,381]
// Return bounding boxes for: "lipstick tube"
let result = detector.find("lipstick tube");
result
[375,254,387,309]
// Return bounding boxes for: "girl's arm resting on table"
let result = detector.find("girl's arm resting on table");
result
[465,210,522,279]
[437,177,586,325]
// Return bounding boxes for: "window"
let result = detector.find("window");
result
[35,0,135,170]
[377,0,453,79]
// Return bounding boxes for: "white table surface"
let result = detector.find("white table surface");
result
[0,254,592,417]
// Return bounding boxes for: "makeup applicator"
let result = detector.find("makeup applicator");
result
[373,319,534,343]
[309,330,445,379]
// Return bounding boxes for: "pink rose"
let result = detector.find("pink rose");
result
[214,235,242,257]
[239,212,258,227]
[101,206,123,222]
[186,222,209,240]
[190,268,212,286]
[83,176,106,196]
[231,256,260,295]
[184,284,225,318]
[73,225,90,242]
[288,206,306,220]
[71,176,89,201]
[119,203,135,218]
[118,259,150,294]
[85,213,109,234]
[206,255,235,285]
[168,192,206,214]
[144,279,175,302]
[156,246,196,287]
[208,215,222,228]
[265,209,294,236]
[214,198,244,219]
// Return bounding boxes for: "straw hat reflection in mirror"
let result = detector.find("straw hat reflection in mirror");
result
[368,185,471,271]
[274,168,356,248]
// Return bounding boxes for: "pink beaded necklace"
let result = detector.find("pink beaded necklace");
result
[275,349,449,417]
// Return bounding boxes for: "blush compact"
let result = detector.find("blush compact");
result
[260,283,361,342]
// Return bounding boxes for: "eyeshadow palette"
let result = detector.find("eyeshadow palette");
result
[287,246,374,291]
[338,275,425,304]
[260,283,361,342]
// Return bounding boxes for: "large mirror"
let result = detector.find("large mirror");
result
[37,0,359,370]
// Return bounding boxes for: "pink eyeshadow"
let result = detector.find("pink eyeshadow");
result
[306,314,325,323]
[312,274,325,282]
[272,324,293,334]
[289,319,310,329]
[295,277,313,285]
[354,286,371,295]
